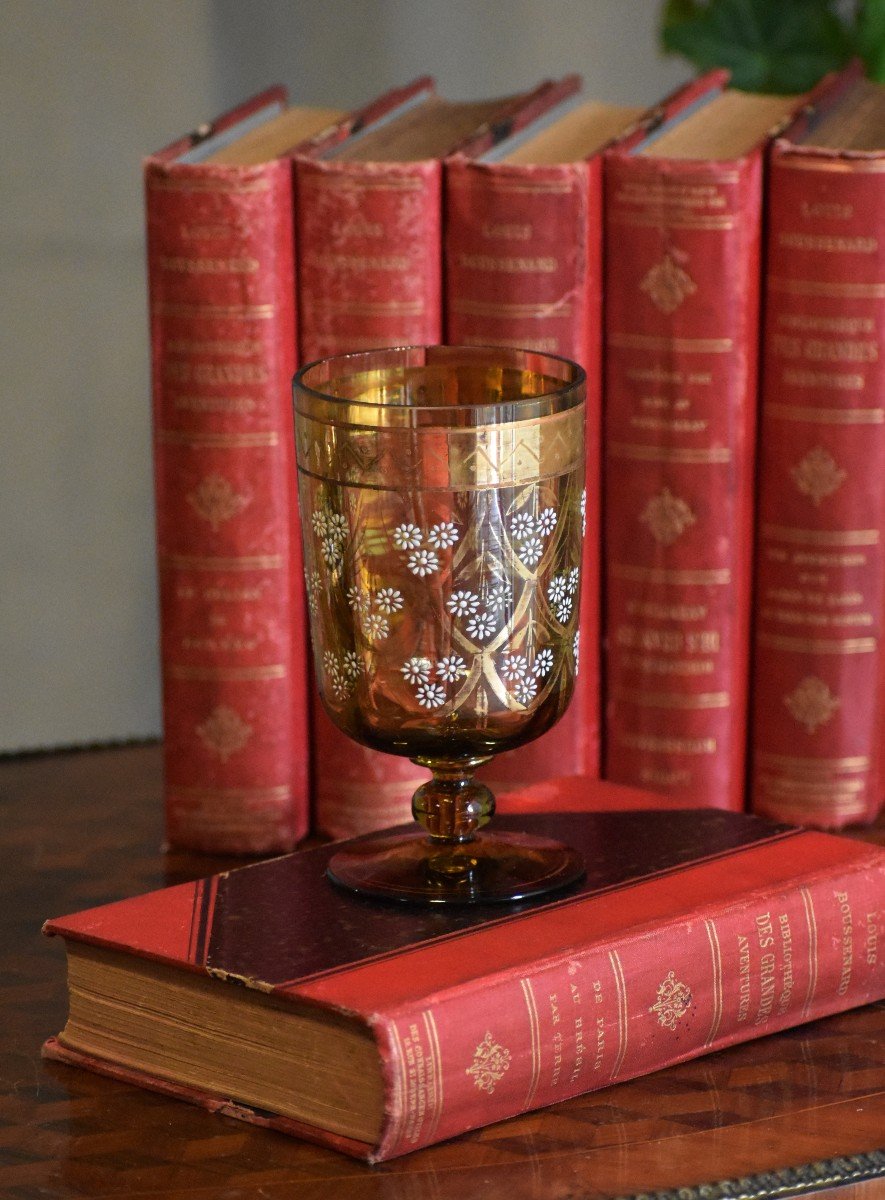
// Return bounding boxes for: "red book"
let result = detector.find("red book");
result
[146,84,426,853]
[602,76,805,810]
[44,808,885,1161]
[296,75,583,838]
[444,85,707,795]
[751,66,885,829]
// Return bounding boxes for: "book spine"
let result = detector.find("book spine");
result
[750,146,885,829]
[444,159,602,785]
[295,158,442,361]
[295,157,443,836]
[445,160,596,363]
[146,158,309,853]
[602,154,764,809]
[374,856,884,1160]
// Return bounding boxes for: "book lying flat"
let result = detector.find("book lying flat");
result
[43,809,884,1161]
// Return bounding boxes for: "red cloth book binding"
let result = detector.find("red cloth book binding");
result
[444,82,710,794]
[602,74,806,811]
[44,806,885,1161]
[750,64,885,829]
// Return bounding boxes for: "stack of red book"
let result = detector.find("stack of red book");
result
[145,63,884,854]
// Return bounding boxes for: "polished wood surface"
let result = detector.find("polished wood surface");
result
[2,744,883,1199]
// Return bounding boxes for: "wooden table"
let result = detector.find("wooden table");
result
[2,744,883,1199]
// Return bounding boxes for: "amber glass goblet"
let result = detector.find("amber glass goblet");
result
[294,346,586,904]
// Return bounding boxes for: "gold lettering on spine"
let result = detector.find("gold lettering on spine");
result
[520,978,542,1108]
[704,920,724,1046]
[777,232,878,254]
[456,254,558,273]
[160,255,259,275]
[607,951,628,1080]
[387,1021,409,1153]
[421,1011,444,1142]
[800,888,819,1019]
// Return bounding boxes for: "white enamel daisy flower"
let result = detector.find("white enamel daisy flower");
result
[321,537,343,568]
[554,597,574,624]
[573,630,580,675]
[407,548,440,576]
[446,589,480,618]
[580,489,587,537]
[427,521,460,549]
[416,681,447,709]
[401,656,432,685]
[322,650,338,676]
[547,575,569,607]
[514,677,539,705]
[311,511,329,537]
[486,581,512,612]
[393,522,423,550]
[346,585,371,612]
[519,536,544,567]
[326,512,348,543]
[537,507,557,535]
[342,651,363,680]
[510,512,535,540]
[568,566,580,593]
[375,587,404,614]
[500,654,528,681]
[466,612,496,641]
[533,648,554,678]
[362,612,390,642]
[331,674,353,700]
[436,655,468,682]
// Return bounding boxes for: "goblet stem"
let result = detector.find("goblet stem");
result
[411,757,493,844]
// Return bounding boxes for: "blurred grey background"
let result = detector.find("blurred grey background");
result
[0,0,690,751]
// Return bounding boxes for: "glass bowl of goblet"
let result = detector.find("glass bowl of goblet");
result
[294,345,586,904]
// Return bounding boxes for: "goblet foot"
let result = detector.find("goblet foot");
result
[326,830,584,905]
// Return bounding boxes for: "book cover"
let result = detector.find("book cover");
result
[296,75,584,839]
[602,75,804,810]
[44,809,885,1161]
[444,78,715,797]
[146,82,430,854]
[750,64,885,829]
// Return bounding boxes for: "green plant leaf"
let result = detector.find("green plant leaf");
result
[857,0,885,80]
[661,0,856,92]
